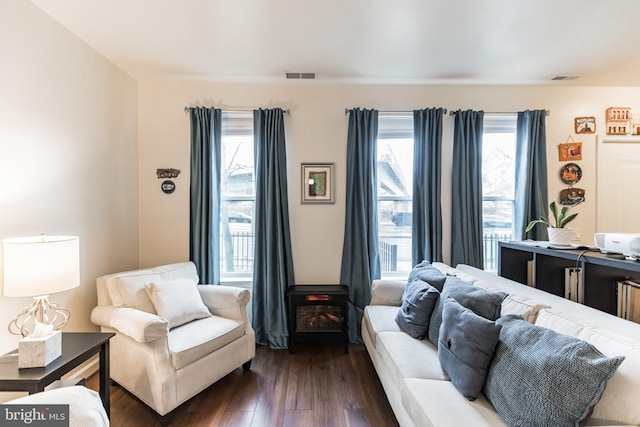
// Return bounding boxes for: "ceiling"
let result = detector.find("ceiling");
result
[31,0,640,86]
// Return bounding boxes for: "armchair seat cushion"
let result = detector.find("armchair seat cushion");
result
[168,315,246,370]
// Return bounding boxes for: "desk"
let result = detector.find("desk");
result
[0,332,114,417]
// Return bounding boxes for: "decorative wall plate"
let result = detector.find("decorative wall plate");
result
[559,188,585,205]
[560,163,582,185]
[161,180,176,194]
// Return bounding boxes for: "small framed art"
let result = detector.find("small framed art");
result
[301,163,334,204]
[559,142,582,161]
[574,116,596,134]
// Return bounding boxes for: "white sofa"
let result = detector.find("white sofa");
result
[91,262,255,420]
[362,263,640,427]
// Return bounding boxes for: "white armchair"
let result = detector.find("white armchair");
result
[90,262,255,422]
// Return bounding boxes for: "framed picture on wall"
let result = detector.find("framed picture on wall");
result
[301,163,334,204]
[559,142,582,161]
[575,116,596,134]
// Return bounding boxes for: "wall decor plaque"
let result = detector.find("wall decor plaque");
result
[574,116,596,134]
[560,163,582,185]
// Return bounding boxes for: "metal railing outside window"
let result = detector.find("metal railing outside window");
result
[221,231,254,273]
[483,232,512,273]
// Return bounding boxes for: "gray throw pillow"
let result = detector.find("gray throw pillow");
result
[438,298,502,401]
[395,279,440,339]
[407,260,447,292]
[484,315,624,427]
[428,276,507,346]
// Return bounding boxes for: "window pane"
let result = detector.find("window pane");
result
[220,134,254,197]
[220,200,253,274]
[482,116,516,272]
[220,113,254,277]
[377,114,413,275]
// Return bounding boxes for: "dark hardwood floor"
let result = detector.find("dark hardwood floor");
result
[87,343,399,427]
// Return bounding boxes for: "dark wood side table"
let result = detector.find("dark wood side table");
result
[0,332,115,418]
[287,285,349,354]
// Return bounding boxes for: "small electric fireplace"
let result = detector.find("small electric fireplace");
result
[287,285,349,354]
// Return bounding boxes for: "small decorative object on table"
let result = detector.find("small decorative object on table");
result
[525,200,580,246]
[18,324,62,368]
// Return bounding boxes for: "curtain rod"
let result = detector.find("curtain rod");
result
[342,108,549,116]
[344,108,448,115]
[184,106,290,114]
[448,110,550,116]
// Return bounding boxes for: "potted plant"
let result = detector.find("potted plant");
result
[525,200,580,245]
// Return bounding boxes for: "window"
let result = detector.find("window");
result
[377,114,414,276]
[482,114,517,272]
[220,113,254,278]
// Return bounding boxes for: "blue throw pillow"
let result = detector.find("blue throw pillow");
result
[438,298,502,401]
[484,315,624,427]
[407,260,447,292]
[395,279,440,339]
[428,276,507,346]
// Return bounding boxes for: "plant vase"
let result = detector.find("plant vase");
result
[548,228,573,246]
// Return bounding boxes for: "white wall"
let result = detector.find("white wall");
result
[138,79,640,283]
[0,1,139,355]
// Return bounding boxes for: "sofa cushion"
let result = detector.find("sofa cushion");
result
[112,274,160,313]
[106,262,200,313]
[500,293,550,323]
[440,264,550,323]
[395,279,440,339]
[408,260,447,292]
[535,309,640,426]
[432,262,484,286]
[363,305,403,348]
[401,379,507,427]
[428,276,506,346]
[377,331,448,384]
[145,279,212,329]
[438,298,501,400]
[484,315,624,427]
[168,315,245,370]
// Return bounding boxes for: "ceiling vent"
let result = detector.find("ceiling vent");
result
[286,72,316,80]
[551,75,579,81]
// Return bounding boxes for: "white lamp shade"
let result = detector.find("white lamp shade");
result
[1,235,80,297]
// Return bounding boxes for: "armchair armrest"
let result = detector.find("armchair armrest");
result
[197,285,250,321]
[370,279,407,306]
[91,305,169,343]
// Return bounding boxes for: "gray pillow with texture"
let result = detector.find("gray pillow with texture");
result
[484,315,624,427]
[428,276,506,346]
[395,279,440,339]
[438,298,502,400]
[407,260,447,292]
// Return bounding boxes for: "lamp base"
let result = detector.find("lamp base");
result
[8,295,71,337]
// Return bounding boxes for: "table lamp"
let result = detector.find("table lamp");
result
[1,235,80,337]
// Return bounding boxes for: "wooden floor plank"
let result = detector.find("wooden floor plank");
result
[87,343,399,427]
